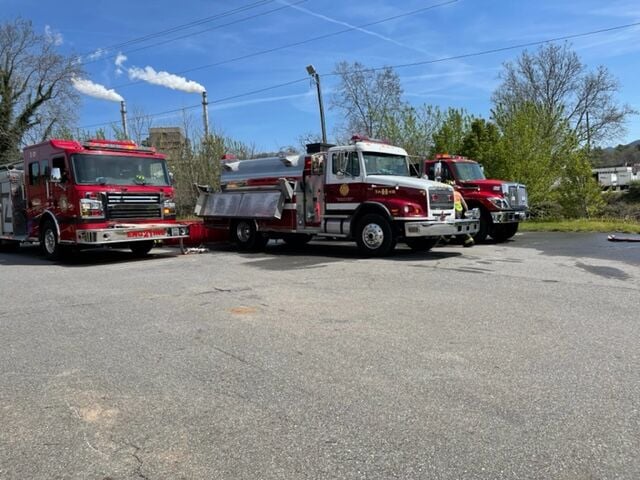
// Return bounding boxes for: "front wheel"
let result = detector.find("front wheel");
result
[491,222,519,242]
[405,237,438,252]
[40,219,64,260]
[355,214,396,257]
[232,219,268,251]
[473,209,492,243]
[130,240,154,256]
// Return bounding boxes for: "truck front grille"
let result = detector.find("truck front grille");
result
[506,184,528,209]
[106,193,161,219]
[428,187,454,210]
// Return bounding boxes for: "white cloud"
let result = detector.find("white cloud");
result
[87,48,106,61]
[44,25,63,46]
[115,53,127,75]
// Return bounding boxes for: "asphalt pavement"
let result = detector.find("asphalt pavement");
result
[0,232,638,479]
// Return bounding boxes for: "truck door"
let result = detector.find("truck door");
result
[324,149,363,216]
[25,157,50,234]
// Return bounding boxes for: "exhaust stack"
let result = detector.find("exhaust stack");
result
[120,100,129,139]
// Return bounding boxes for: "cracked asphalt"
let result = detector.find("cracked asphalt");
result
[1,232,639,479]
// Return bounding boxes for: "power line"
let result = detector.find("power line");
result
[79,21,640,130]
[79,0,276,63]
[111,0,457,89]
[323,21,640,75]
[84,0,309,66]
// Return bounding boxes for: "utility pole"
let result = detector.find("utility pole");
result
[306,65,327,144]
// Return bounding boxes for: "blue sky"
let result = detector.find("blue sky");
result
[3,0,640,152]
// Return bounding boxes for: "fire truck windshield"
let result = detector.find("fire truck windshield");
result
[363,152,410,176]
[71,154,171,186]
[452,162,486,181]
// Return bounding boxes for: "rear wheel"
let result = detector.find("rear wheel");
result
[405,237,438,252]
[232,219,268,251]
[355,214,396,257]
[491,222,519,242]
[130,240,154,256]
[40,219,64,260]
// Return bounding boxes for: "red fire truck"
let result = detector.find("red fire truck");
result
[195,136,479,256]
[0,139,189,259]
[423,154,528,242]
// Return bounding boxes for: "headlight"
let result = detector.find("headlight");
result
[163,199,176,217]
[487,196,511,209]
[79,198,104,219]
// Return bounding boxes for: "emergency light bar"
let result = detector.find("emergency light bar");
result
[82,139,156,154]
[350,135,389,145]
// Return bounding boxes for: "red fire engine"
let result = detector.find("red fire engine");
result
[424,154,528,242]
[0,139,188,259]
[195,137,479,256]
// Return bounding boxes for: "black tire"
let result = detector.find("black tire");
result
[355,213,396,257]
[232,219,268,251]
[405,237,439,252]
[130,240,154,256]
[282,233,312,247]
[473,209,492,243]
[491,222,519,242]
[40,219,64,260]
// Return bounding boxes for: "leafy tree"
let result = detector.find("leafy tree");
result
[555,149,604,217]
[0,18,82,163]
[459,118,501,175]
[432,108,473,155]
[492,102,564,206]
[493,42,635,147]
[379,104,443,159]
[331,61,402,138]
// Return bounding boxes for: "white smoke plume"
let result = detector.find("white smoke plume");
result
[128,66,205,94]
[72,77,124,102]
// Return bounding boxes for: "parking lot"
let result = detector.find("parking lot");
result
[1,232,639,479]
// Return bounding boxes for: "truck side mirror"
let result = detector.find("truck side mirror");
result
[434,161,443,182]
[50,167,62,183]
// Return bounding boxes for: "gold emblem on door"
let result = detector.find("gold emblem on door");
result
[339,184,349,196]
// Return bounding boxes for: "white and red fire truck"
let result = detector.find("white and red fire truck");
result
[0,138,189,259]
[195,136,479,256]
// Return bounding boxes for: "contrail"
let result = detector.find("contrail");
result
[277,0,432,55]
[72,77,124,102]
[128,66,205,94]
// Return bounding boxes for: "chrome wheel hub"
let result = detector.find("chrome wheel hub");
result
[362,223,384,249]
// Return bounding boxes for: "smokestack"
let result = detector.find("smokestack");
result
[120,100,129,139]
[202,91,210,139]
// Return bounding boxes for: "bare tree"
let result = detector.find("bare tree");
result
[331,61,402,139]
[128,105,154,145]
[0,18,82,163]
[492,42,635,146]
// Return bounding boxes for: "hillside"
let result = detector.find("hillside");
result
[591,140,640,168]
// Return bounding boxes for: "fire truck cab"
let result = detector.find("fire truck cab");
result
[0,139,188,259]
[424,154,528,242]
[196,136,479,256]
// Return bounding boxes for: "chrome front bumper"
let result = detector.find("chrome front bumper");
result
[75,223,189,245]
[404,218,479,238]
[491,210,527,224]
